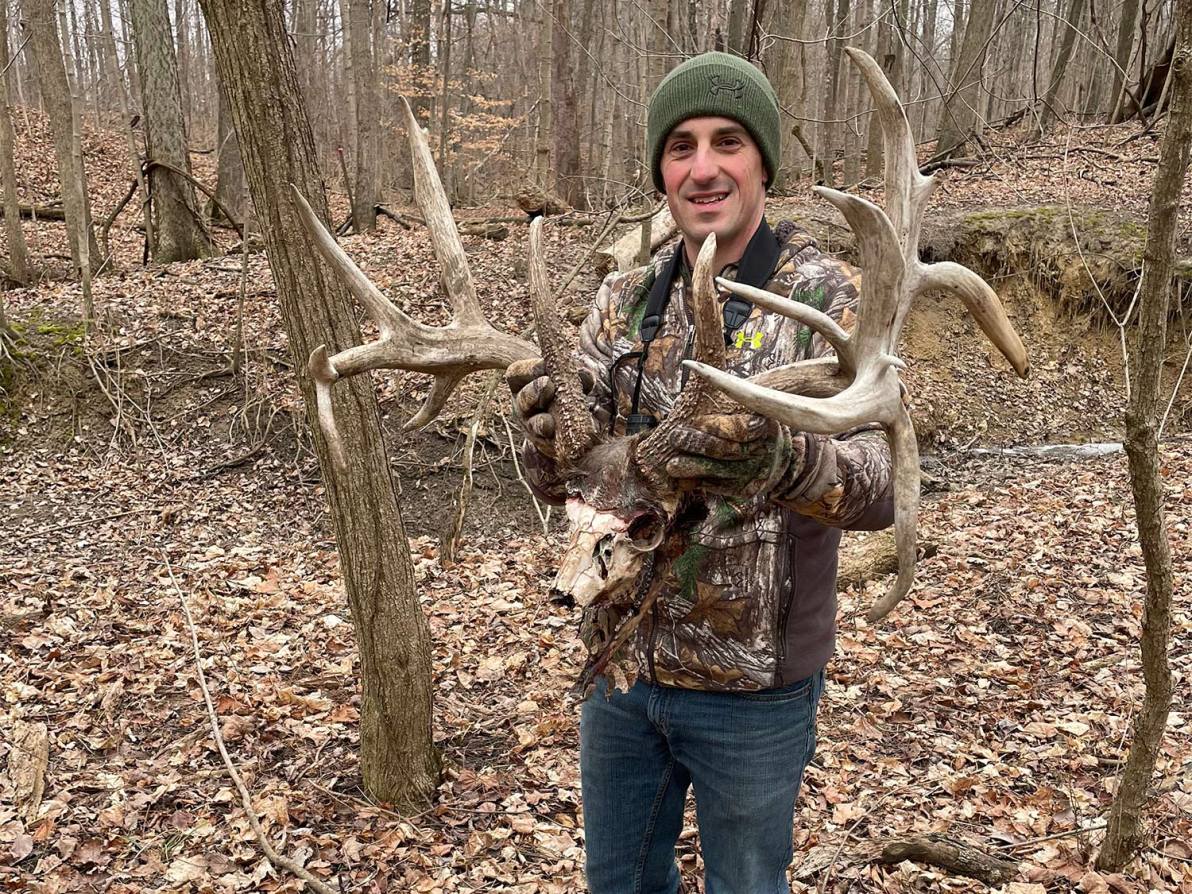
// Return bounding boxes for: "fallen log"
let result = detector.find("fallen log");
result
[878,834,1018,886]
[0,203,66,220]
[837,528,937,590]
[459,220,508,240]
[375,204,413,228]
[598,205,677,273]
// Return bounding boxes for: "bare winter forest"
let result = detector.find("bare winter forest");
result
[2,0,1192,891]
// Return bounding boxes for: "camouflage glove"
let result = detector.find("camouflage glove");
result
[506,358,595,460]
[663,412,805,498]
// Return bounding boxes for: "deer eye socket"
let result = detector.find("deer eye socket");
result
[626,514,665,552]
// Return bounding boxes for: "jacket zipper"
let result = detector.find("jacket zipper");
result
[776,524,797,670]
[646,601,659,682]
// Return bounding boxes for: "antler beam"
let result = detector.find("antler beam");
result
[292,96,538,471]
[684,48,1030,622]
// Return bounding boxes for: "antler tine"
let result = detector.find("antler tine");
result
[688,235,727,381]
[811,185,907,355]
[398,96,485,327]
[845,47,1029,375]
[916,262,1030,376]
[528,217,596,464]
[869,408,919,621]
[635,236,722,487]
[643,235,722,430]
[844,47,935,260]
[716,277,855,376]
[293,141,539,471]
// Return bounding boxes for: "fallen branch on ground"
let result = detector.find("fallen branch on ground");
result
[878,834,1019,885]
[165,556,338,894]
[0,202,66,220]
[441,372,501,566]
[99,179,139,259]
[375,204,413,228]
[837,529,938,590]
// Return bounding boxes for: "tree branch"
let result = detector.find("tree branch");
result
[165,556,338,894]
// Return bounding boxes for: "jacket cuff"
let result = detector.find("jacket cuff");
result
[773,432,837,507]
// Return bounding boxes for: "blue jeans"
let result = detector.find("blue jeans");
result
[580,670,824,894]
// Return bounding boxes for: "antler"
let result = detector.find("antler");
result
[292,95,538,471]
[684,48,1030,622]
[633,233,727,490]
[527,216,598,465]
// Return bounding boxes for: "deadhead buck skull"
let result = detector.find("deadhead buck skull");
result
[291,49,1029,675]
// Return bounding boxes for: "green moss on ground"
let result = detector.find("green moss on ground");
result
[0,312,86,441]
[14,316,87,350]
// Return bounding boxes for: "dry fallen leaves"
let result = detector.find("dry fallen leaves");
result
[0,109,1189,893]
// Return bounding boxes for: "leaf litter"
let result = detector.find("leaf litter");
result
[0,111,1190,894]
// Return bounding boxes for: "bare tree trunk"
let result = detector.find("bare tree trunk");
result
[726,0,747,54]
[917,0,940,136]
[211,78,246,225]
[842,0,868,185]
[436,0,452,198]
[949,0,965,65]
[866,0,905,177]
[770,0,808,184]
[129,0,212,261]
[934,0,997,157]
[174,0,192,130]
[294,0,316,103]
[96,0,121,115]
[819,0,848,186]
[577,0,598,203]
[535,0,551,189]
[1110,0,1142,118]
[646,0,668,87]
[0,0,31,282]
[198,0,439,808]
[552,0,579,206]
[21,0,98,315]
[1095,0,1190,869]
[345,0,378,230]
[57,0,97,311]
[81,0,102,122]
[101,0,153,256]
[1039,0,1087,130]
[407,0,431,120]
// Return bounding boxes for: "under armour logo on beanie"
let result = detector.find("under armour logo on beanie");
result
[708,75,746,99]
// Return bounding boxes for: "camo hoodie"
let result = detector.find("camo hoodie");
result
[525,219,894,692]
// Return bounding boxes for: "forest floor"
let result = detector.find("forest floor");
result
[2,110,1192,894]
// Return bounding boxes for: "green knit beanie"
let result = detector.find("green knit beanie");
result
[647,52,780,194]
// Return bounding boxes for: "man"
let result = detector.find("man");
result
[508,52,894,894]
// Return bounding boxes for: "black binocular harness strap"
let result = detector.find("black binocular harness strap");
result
[608,219,782,433]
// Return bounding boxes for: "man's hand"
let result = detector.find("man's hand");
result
[663,412,802,498]
[506,358,594,460]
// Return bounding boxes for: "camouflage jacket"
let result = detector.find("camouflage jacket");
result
[526,219,894,692]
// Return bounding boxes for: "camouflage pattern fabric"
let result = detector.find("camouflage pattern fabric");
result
[527,221,894,693]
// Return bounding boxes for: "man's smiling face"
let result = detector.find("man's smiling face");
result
[660,116,768,266]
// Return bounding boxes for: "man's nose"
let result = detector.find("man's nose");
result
[689,146,719,182]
